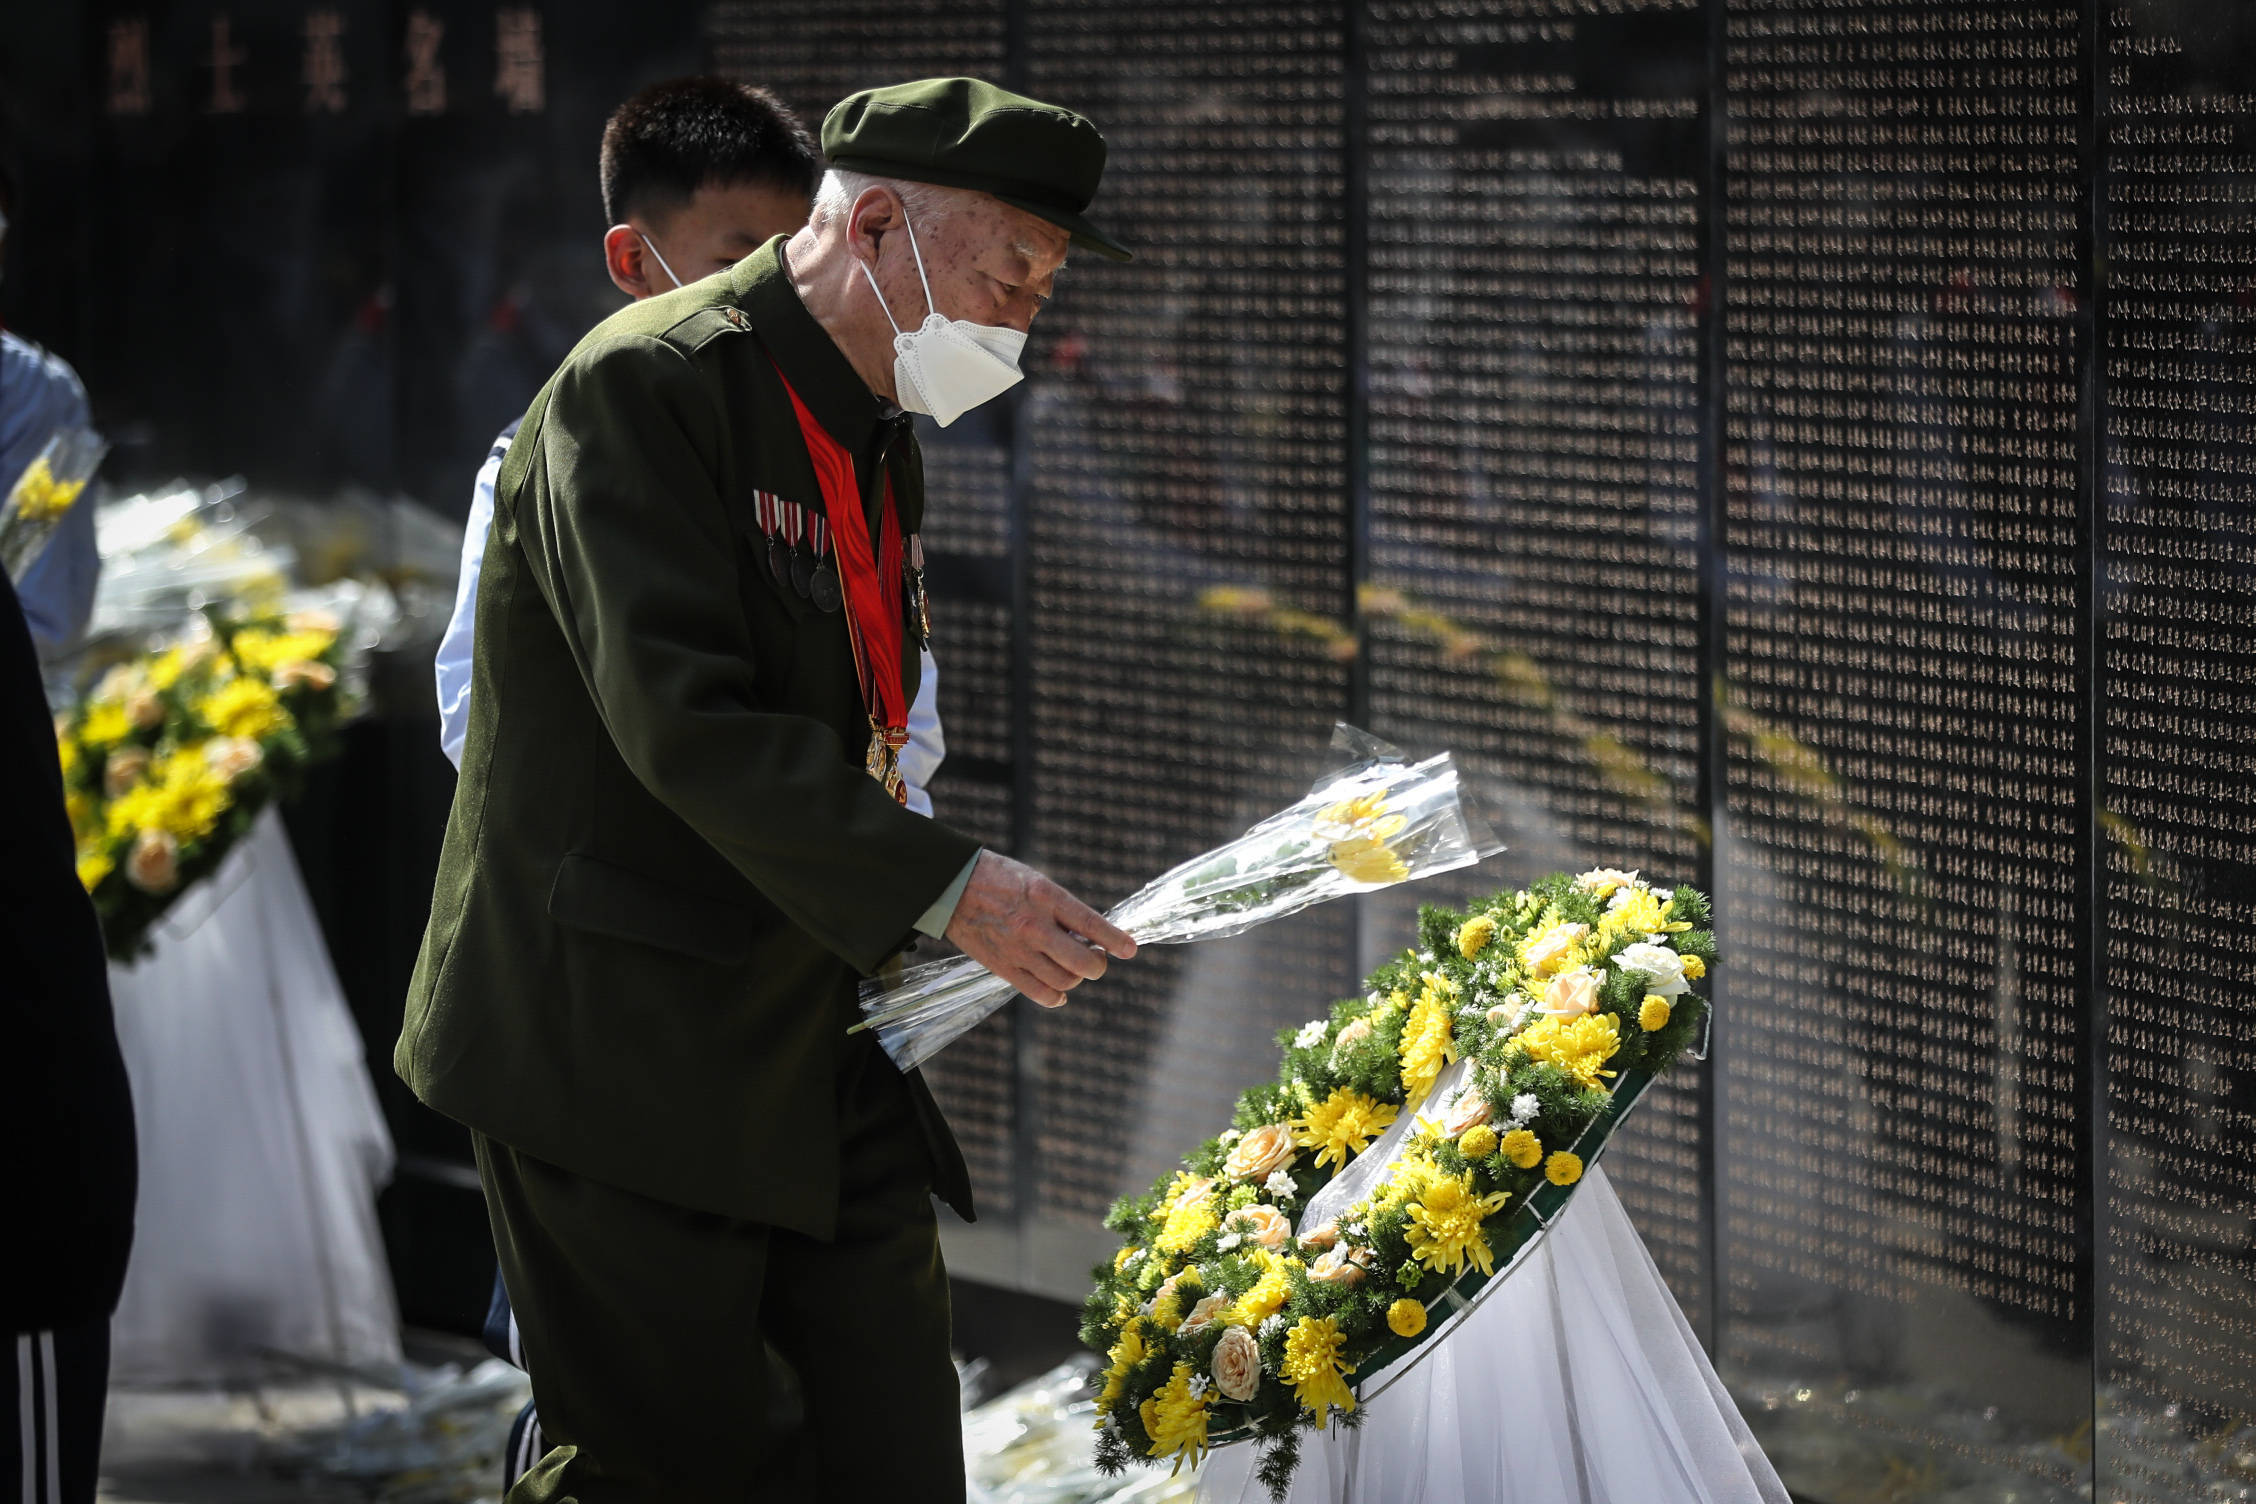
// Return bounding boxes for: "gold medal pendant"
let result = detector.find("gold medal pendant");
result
[866,723,908,804]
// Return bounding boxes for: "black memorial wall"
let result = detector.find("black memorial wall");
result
[4,1,2254,1498]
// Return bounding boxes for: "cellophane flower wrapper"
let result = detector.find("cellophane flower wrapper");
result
[855,726,1498,1070]
[0,426,108,582]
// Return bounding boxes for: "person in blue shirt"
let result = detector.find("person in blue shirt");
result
[434,76,950,809]
[0,161,101,659]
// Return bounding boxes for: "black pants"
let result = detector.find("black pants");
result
[3,1321,109,1504]
[474,1046,962,1504]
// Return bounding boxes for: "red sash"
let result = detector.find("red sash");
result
[773,365,910,803]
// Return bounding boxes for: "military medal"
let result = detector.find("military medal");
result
[808,514,843,614]
[905,533,932,646]
[772,360,915,804]
[756,493,791,590]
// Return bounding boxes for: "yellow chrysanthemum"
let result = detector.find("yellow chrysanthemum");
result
[1639,994,1672,1032]
[1227,1260,1295,1328]
[228,628,337,676]
[9,457,86,523]
[201,675,289,740]
[1501,1127,1543,1170]
[57,735,79,776]
[145,644,207,692]
[1456,913,1498,959]
[65,790,95,839]
[1546,1151,1584,1187]
[1386,1298,1427,1339]
[1293,1088,1399,1172]
[1681,953,1707,981]
[104,751,230,843]
[1458,1124,1498,1160]
[1139,1362,1211,1472]
[1599,887,1667,938]
[79,701,131,747]
[1096,1317,1148,1417]
[1399,973,1460,1110]
[1328,834,1409,884]
[1405,1171,1510,1278]
[76,848,115,891]
[1280,1316,1357,1427]
[1154,1188,1219,1257]
[1517,1013,1622,1091]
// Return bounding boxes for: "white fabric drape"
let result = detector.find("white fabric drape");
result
[106,810,401,1383]
[1195,1165,1790,1504]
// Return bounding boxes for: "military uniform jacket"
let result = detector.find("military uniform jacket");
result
[397,238,982,1238]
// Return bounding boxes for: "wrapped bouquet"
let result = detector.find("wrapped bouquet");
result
[854,727,1497,1070]
[1,426,107,582]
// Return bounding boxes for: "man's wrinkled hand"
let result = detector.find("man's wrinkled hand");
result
[945,851,1138,1008]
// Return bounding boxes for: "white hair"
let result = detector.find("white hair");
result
[811,169,963,233]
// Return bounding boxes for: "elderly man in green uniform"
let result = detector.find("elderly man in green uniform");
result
[398,78,1137,1502]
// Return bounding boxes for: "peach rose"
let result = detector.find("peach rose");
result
[1227,1204,1293,1252]
[1485,994,1529,1031]
[1441,1089,1492,1136]
[126,830,180,894]
[1226,1122,1297,1183]
[273,660,337,693]
[286,609,341,634]
[1542,967,1601,1019]
[1172,1175,1216,1211]
[1310,1245,1366,1286]
[104,746,152,798]
[1328,1015,1374,1065]
[127,689,165,731]
[205,736,265,782]
[1211,1326,1261,1402]
[1298,1218,1340,1251]
[1179,1293,1230,1334]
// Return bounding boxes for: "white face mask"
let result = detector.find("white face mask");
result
[856,208,1026,427]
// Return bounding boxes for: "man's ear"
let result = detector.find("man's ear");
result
[846,187,903,270]
[603,223,657,299]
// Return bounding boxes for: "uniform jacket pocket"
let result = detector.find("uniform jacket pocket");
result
[547,851,751,966]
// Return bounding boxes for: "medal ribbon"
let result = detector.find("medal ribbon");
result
[772,365,909,759]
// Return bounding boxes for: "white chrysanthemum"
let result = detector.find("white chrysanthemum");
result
[1265,1169,1298,1204]
[1217,1232,1243,1251]
[1219,1127,1241,1145]
[1259,1313,1287,1340]
[1295,1019,1329,1049]
[1510,1093,1540,1124]
[1613,940,1689,998]
[1189,1372,1212,1399]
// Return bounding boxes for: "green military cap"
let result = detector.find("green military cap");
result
[823,77,1131,262]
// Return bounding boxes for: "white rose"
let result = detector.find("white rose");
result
[1574,867,1639,898]
[1211,1326,1261,1402]
[1613,941,1688,998]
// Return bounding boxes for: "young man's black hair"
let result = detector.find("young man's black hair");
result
[599,77,820,228]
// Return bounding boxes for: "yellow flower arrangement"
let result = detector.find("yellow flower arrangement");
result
[1139,1363,1211,1471]
[201,675,289,740]
[1456,913,1497,959]
[1639,994,1672,1031]
[1404,1171,1511,1278]
[1386,1298,1427,1338]
[1293,1087,1399,1171]
[1398,972,1459,1110]
[1517,1012,1622,1091]
[1280,1316,1356,1426]
[1546,1151,1584,1187]
[1458,1123,1498,1160]
[1501,1127,1543,1170]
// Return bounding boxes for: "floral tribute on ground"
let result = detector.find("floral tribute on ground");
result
[55,609,352,960]
[1082,869,1714,1500]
